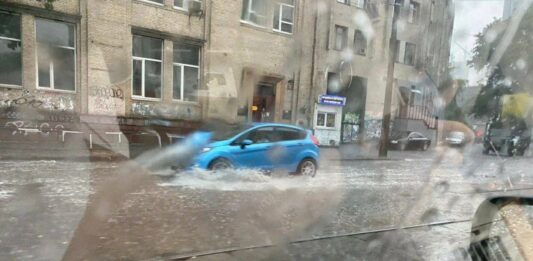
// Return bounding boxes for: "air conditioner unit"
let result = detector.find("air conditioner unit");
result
[187,0,203,16]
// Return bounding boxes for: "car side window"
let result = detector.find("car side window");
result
[410,133,424,139]
[275,127,306,141]
[235,127,275,144]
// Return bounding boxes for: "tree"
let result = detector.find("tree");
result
[35,0,56,10]
[468,4,533,118]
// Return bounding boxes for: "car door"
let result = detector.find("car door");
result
[272,127,307,168]
[229,127,275,169]
[408,132,426,149]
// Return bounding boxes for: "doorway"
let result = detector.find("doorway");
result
[252,83,276,122]
[328,76,367,143]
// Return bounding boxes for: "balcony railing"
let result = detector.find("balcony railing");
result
[396,105,437,129]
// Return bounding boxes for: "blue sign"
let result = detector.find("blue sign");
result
[319,95,346,106]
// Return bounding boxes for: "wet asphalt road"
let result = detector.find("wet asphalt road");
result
[1,144,533,260]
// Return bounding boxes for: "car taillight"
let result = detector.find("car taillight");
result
[311,135,320,146]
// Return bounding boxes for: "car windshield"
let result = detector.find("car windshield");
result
[2,0,533,260]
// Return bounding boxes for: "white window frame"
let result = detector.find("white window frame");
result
[35,19,77,93]
[174,0,186,10]
[241,0,267,27]
[334,25,348,51]
[0,34,22,88]
[273,2,295,35]
[138,0,165,6]
[316,111,337,129]
[172,62,200,102]
[131,37,163,100]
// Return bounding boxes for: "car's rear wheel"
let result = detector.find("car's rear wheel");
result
[399,143,407,151]
[209,158,232,170]
[297,158,317,177]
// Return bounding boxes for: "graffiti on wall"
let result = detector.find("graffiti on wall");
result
[5,120,65,136]
[88,85,126,115]
[132,103,201,120]
[365,119,382,139]
[0,88,75,111]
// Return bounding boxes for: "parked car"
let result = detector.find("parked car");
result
[445,131,466,147]
[389,131,431,151]
[192,123,320,176]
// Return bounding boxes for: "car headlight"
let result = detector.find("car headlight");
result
[202,147,212,153]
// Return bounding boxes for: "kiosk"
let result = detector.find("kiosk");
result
[313,95,346,146]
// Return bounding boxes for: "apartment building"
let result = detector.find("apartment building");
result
[300,0,454,142]
[0,0,454,149]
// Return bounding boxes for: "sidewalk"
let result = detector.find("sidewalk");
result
[320,141,398,161]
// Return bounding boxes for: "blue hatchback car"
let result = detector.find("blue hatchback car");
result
[193,123,320,176]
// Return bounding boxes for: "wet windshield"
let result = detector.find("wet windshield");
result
[1,0,533,260]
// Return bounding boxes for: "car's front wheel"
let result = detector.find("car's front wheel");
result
[209,158,232,170]
[297,158,317,177]
[422,142,430,151]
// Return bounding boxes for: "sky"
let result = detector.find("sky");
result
[450,0,505,85]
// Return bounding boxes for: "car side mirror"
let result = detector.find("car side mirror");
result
[240,139,253,149]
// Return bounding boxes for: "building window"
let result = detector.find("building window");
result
[408,1,420,23]
[354,0,365,8]
[36,19,76,91]
[334,25,347,51]
[0,12,22,87]
[337,0,349,4]
[317,112,336,128]
[354,30,367,56]
[140,0,164,5]
[132,35,163,99]
[174,0,185,9]
[173,43,200,102]
[395,41,416,66]
[241,0,267,26]
[404,42,416,66]
[273,0,294,34]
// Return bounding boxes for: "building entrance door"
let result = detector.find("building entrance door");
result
[252,83,276,122]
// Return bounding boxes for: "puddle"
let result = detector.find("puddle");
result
[159,168,343,191]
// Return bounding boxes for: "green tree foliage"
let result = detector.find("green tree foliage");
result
[35,0,56,10]
[468,4,533,118]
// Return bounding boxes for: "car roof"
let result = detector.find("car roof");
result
[250,122,306,131]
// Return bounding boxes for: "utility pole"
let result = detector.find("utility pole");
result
[378,1,400,157]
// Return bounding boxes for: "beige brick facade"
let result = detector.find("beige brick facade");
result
[0,0,454,143]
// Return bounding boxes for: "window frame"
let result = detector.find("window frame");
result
[316,111,337,129]
[334,25,348,51]
[404,42,416,66]
[353,29,367,56]
[138,0,165,7]
[241,0,267,28]
[408,1,420,24]
[173,0,186,11]
[172,61,200,103]
[35,18,77,93]
[273,1,295,35]
[131,35,164,100]
[337,0,349,5]
[0,11,22,88]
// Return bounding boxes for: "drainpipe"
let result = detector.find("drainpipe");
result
[307,0,319,128]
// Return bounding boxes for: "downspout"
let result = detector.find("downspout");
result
[308,0,319,127]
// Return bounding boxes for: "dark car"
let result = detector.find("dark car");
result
[389,131,431,151]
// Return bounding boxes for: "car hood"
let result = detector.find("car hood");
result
[207,139,231,148]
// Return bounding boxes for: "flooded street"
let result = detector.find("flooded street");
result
[1,145,533,260]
